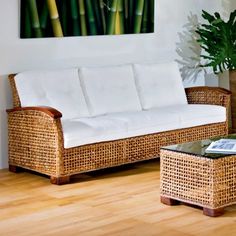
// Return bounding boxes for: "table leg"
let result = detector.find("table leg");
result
[160,196,180,206]
[203,207,224,217]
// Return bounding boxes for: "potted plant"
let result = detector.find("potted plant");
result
[196,10,236,132]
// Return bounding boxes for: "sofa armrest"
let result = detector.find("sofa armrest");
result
[7,106,64,177]
[185,86,231,108]
[7,106,62,119]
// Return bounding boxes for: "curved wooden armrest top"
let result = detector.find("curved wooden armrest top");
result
[185,86,231,95]
[7,106,62,119]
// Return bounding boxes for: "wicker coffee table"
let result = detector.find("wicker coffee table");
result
[160,135,236,217]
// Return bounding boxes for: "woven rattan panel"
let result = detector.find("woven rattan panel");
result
[8,110,63,176]
[160,150,236,209]
[63,140,126,174]
[63,122,227,176]
[9,75,21,108]
[212,156,236,208]
[186,91,224,106]
[185,88,229,108]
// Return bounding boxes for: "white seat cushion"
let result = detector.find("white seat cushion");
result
[62,109,180,148]
[133,61,188,110]
[15,68,89,120]
[62,104,226,148]
[79,65,142,116]
[62,116,128,148]
[160,104,226,128]
[107,110,180,137]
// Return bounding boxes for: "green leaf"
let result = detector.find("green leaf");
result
[202,10,215,23]
[196,9,236,73]
[228,9,236,25]
[214,12,221,19]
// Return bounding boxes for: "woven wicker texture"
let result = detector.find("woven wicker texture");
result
[62,123,227,176]
[160,150,236,209]
[185,86,230,107]
[8,75,231,179]
[9,74,21,108]
[8,110,64,176]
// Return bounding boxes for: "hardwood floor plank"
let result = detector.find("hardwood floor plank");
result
[1,160,236,235]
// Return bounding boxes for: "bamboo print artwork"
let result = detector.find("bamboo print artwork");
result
[47,0,63,37]
[20,0,155,38]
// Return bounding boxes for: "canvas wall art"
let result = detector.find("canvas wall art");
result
[20,0,155,38]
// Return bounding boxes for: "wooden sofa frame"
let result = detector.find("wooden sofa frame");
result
[7,74,231,184]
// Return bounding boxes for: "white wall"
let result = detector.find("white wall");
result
[0,0,228,168]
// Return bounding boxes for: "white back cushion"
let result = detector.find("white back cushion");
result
[79,65,142,116]
[133,62,187,110]
[15,68,89,120]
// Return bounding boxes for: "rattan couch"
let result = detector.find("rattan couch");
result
[7,63,231,185]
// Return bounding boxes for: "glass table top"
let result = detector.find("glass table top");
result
[161,134,236,159]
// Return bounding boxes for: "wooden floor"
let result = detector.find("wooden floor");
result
[1,160,236,236]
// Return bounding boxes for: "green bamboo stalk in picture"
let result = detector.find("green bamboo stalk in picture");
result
[150,0,155,32]
[104,0,110,16]
[133,0,145,33]
[128,0,134,33]
[40,1,49,36]
[78,0,87,36]
[106,0,118,34]
[60,0,68,36]
[47,0,63,37]
[24,3,32,38]
[85,0,97,35]
[124,0,129,32]
[70,0,80,36]
[116,0,125,34]
[141,0,148,33]
[21,0,32,38]
[93,0,103,34]
[99,0,106,33]
[27,0,42,37]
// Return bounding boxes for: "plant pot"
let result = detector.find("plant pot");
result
[229,70,236,133]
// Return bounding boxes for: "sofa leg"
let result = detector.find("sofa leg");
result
[9,165,23,173]
[203,207,224,217]
[160,196,180,206]
[50,176,70,185]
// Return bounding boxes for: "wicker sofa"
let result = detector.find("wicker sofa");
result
[7,62,231,184]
